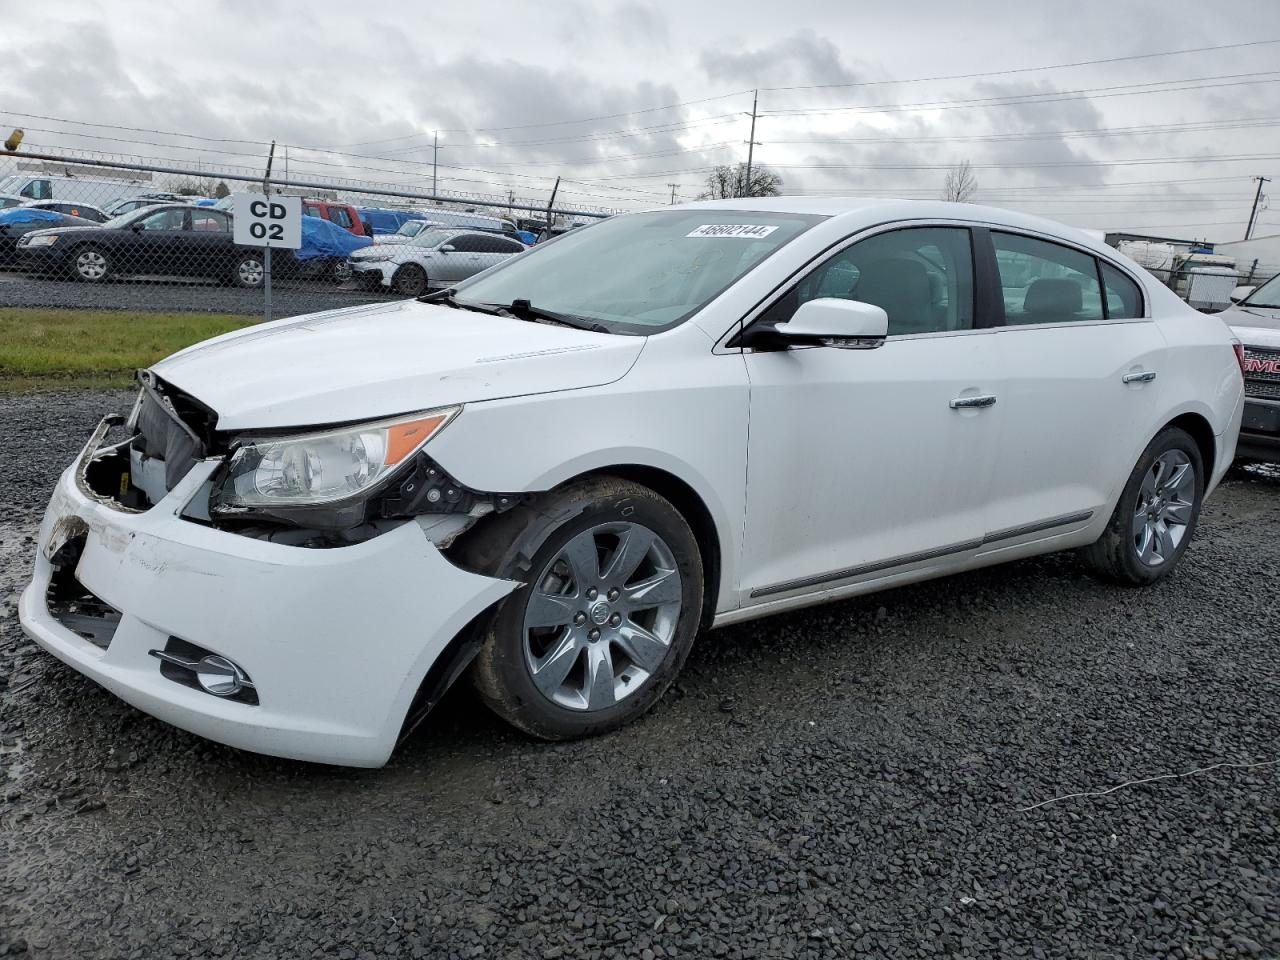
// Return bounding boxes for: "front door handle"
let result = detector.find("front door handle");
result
[950,395,997,409]
[1123,370,1157,384]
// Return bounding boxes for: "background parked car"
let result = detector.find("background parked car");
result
[348,227,526,296]
[356,206,430,236]
[301,199,369,237]
[20,199,109,223]
[103,192,195,217]
[1219,272,1280,462]
[15,204,269,287]
[0,207,98,263]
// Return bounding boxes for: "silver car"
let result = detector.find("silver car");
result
[349,228,527,296]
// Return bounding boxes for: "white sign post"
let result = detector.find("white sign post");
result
[233,193,302,323]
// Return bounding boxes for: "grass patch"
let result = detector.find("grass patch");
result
[0,308,255,392]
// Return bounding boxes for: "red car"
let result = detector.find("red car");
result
[302,199,370,237]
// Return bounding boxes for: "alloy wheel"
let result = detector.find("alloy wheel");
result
[522,521,683,712]
[1132,449,1195,567]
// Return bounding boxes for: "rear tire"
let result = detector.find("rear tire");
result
[455,476,704,740]
[392,263,428,297]
[1080,426,1204,585]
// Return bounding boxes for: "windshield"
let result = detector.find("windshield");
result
[1245,272,1280,308]
[0,175,22,194]
[452,209,825,333]
[396,220,428,237]
[409,229,456,248]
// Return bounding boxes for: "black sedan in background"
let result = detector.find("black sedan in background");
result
[0,211,98,264]
[15,204,267,287]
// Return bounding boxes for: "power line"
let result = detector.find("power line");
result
[758,37,1280,92]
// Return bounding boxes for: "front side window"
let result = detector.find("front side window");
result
[137,208,186,231]
[22,179,50,200]
[1101,262,1143,319]
[455,209,825,334]
[329,208,353,228]
[993,232,1104,325]
[761,226,975,336]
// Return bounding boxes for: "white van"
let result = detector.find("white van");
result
[0,172,149,207]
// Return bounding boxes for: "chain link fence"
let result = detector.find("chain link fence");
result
[0,146,615,321]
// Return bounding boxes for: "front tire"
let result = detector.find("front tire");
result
[72,246,111,283]
[1080,426,1204,585]
[231,254,264,288]
[457,477,704,740]
[392,263,428,297]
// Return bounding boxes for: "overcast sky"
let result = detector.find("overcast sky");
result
[3,0,1280,238]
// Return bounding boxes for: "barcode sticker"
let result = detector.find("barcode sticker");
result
[686,224,779,239]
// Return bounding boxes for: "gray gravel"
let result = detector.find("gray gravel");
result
[1,389,1278,960]
[0,269,395,317]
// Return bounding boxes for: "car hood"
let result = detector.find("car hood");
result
[1219,304,1280,350]
[152,299,644,431]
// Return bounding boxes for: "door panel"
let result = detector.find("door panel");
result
[740,333,1002,602]
[987,321,1165,533]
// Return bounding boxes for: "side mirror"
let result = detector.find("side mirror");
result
[439,244,455,253]
[772,298,888,349]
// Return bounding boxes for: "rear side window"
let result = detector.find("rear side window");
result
[450,234,487,253]
[993,233,1103,324]
[1101,262,1143,319]
[304,204,324,218]
[495,238,525,254]
[328,208,353,228]
[190,211,228,232]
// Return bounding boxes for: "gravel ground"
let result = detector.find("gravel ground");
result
[0,269,396,317]
[1,390,1278,959]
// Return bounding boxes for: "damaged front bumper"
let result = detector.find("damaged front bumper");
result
[19,420,517,767]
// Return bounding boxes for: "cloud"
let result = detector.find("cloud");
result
[699,29,863,89]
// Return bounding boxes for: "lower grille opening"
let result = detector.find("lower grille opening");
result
[46,534,120,651]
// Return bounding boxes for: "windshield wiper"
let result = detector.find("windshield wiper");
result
[503,299,610,333]
[417,288,504,315]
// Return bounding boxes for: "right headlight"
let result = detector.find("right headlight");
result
[213,406,459,511]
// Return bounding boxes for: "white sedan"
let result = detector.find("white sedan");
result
[20,198,1244,766]
[348,227,527,297]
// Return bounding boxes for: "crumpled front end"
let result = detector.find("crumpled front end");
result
[19,399,517,767]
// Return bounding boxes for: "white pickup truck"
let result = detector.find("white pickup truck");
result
[1220,272,1280,462]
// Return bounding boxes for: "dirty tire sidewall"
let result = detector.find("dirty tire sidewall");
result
[1080,426,1204,586]
[468,477,704,740]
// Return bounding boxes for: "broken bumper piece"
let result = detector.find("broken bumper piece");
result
[19,426,516,767]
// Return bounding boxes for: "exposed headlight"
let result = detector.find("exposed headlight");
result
[25,234,59,247]
[215,406,459,509]
[357,254,391,263]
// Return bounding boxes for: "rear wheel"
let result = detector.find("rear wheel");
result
[457,477,704,740]
[1080,426,1203,585]
[72,246,110,282]
[392,263,428,297]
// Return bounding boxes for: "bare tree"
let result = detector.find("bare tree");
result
[942,160,978,203]
[699,163,783,200]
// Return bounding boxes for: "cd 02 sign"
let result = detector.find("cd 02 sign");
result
[233,194,302,249]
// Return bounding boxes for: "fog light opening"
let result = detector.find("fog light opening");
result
[149,640,258,705]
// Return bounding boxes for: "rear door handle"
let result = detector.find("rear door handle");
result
[1123,370,1157,383]
[949,395,997,409]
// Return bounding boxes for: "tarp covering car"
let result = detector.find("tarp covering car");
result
[0,207,67,226]
[297,214,374,262]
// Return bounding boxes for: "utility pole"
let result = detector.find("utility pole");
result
[432,131,440,196]
[743,89,760,198]
[667,183,678,205]
[545,176,561,237]
[508,189,514,217]
[1246,175,1270,240]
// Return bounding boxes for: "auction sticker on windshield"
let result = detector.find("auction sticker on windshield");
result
[686,224,780,238]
